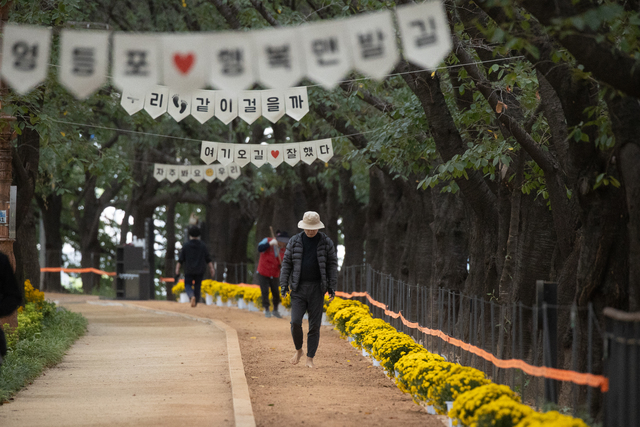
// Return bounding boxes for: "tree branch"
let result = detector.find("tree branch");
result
[207,0,242,29]
[454,36,560,174]
[249,0,280,26]
[515,0,640,98]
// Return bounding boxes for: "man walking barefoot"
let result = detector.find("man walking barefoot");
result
[280,211,337,368]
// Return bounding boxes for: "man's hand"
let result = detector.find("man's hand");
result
[281,285,289,297]
[210,267,215,278]
[327,287,335,301]
[269,238,278,247]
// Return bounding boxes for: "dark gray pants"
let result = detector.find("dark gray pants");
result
[257,273,280,311]
[290,280,323,358]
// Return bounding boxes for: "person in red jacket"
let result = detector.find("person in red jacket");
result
[257,230,290,318]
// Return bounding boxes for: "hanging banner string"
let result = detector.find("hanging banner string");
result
[335,290,609,392]
[1,2,452,97]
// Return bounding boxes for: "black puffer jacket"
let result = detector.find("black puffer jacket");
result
[279,231,338,294]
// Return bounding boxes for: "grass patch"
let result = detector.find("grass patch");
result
[0,306,87,403]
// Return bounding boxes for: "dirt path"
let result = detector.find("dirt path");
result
[129,300,446,427]
[1,295,446,427]
[0,297,235,427]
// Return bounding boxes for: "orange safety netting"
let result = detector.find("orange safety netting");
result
[335,290,609,392]
[41,267,116,276]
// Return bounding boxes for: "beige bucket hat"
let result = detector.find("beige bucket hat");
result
[298,211,325,230]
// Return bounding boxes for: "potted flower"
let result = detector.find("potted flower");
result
[243,288,262,312]
[321,295,333,325]
[325,298,367,323]
[515,410,589,427]
[234,287,247,309]
[431,366,490,417]
[395,351,446,412]
[474,395,534,427]
[333,305,371,338]
[201,280,215,305]
[361,323,397,365]
[350,317,395,355]
[371,331,424,376]
[171,280,189,303]
[450,383,520,426]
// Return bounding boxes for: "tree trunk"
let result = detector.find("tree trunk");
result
[206,181,256,283]
[339,166,365,268]
[14,208,40,289]
[430,185,468,292]
[607,94,640,311]
[37,192,63,292]
[12,125,40,289]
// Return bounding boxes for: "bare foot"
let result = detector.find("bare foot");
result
[306,357,314,368]
[290,349,303,365]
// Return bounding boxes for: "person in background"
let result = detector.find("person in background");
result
[0,252,21,367]
[257,230,290,318]
[175,226,215,307]
[280,212,337,368]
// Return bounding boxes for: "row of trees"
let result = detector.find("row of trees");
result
[6,0,639,326]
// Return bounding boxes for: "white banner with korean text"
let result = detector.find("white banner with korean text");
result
[199,139,333,169]
[120,86,309,125]
[153,163,242,182]
[2,3,451,98]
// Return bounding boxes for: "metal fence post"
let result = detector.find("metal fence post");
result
[538,280,558,404]
[603,308,640,427]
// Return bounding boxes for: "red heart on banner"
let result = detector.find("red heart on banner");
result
[173,53,195,75]
[271,150,280,158]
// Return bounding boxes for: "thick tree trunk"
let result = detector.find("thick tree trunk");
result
[12,125,40,289]
[607,94,640,310]
[38,192,63,292]
[80,240,101,294]
[205,181,255,284]
[339,167,365,268]
[364,167,385,268]
[430,186,468,292]
[399,178,433,286]
[14,208,40,289]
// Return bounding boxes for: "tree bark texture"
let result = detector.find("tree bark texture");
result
[38,192,63,292]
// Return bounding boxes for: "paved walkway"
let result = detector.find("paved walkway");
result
[0,295,254,427]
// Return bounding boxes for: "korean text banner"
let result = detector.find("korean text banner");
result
[0,4,451,98]
[198,139,333,168]
[121,86,309,125]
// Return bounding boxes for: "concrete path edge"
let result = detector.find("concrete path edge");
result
[88,301,256,427]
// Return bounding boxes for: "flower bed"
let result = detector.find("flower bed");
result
[325,296,591,427]
[0,281,87,402]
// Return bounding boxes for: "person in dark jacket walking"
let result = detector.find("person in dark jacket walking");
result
[0,252,21,366]
[280,211,337,368]
[257,230,290,318]
[175,226,215,307]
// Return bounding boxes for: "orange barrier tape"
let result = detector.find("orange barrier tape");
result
[335,290,609,392]
[41,267,116,276]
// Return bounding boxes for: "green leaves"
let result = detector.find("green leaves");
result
[593,173,621,190]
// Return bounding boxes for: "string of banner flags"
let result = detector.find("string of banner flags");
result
[0,2,451,98]
[154,138,334,182]
[122,85,309,124]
